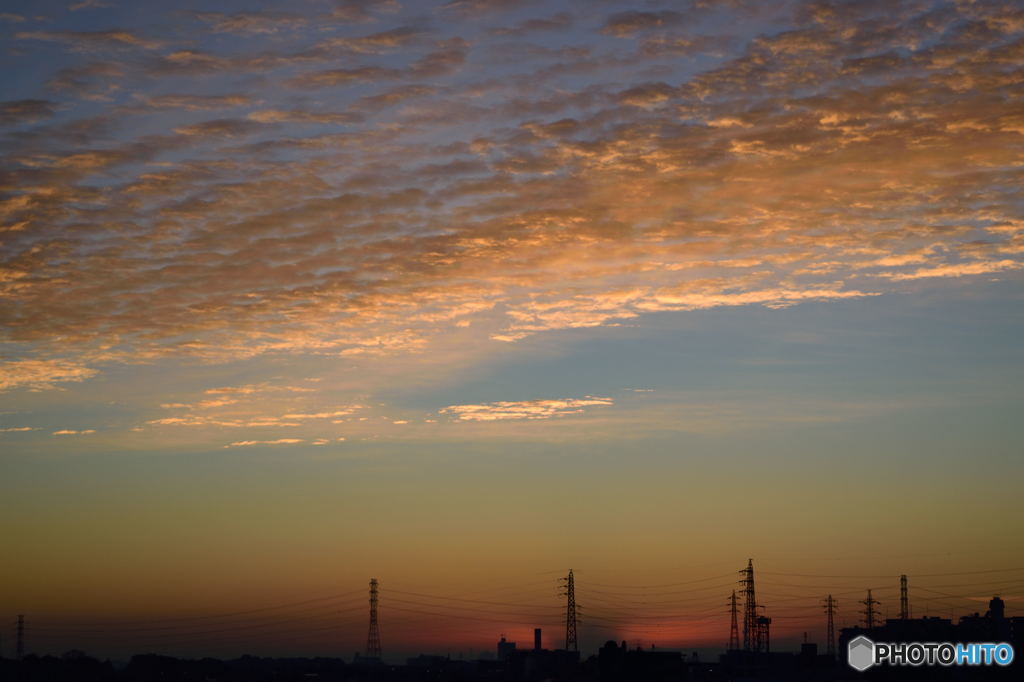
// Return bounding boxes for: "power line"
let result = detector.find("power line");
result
[385,605,556,626]
[15,566,1024,658]
[583,580,740,598]
[581,572,739,589]
[386,589,559,610]
[761,567,1024,579]
[31,608,368,642]
[32,600,369,633]
[29,590,367,627]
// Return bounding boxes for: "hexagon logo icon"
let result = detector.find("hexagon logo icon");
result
[847,635,875,672]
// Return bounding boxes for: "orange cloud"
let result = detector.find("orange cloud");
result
[1,0,1021,394]
[224,438,304,448]
[441,397,614,421]
[0,359,98,392]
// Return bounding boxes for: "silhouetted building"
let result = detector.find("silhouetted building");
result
[497,635,516,662]
[597,640,683,682]
[838,596,1024,680]
[507,648,579,681]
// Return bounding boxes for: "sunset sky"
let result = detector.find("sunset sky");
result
[2,0,1023,661]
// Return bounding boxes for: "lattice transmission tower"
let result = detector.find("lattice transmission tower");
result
[861,589,880,629]
[822,595,837,657]
[739,559,760,651]
[728,590,740,650]
[899,574,909,620]
[562,569,578,651]
[366,578,382,659]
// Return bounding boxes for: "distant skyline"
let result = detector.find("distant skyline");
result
[8,562,1024,661]
[2,0,1022,661]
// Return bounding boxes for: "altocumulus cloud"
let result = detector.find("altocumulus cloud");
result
[0,360,98,392]
[440,397,614,421]
[224,438,305,448]
[0,0,1022,397]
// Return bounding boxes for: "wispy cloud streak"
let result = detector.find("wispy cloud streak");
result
[441,397,614,421]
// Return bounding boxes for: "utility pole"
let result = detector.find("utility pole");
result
[366,579,382,659]
[562,569,578,651]
[822,595,837,657]
[861,589,880,629]
[728,590,740,650]
[899,574,909,620]
[16,615,24,659]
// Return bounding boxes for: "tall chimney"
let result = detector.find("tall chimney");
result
[534,628,542,651]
